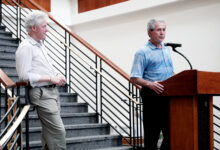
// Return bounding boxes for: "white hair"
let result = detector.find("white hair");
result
[25,10,48,33]
[147,19,166,31]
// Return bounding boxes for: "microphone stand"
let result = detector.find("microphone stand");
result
[172,47,193,70]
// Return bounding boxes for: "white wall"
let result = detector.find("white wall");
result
[50,0,77,25]
[68,0,220,74]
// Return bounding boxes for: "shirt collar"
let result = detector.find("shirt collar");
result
[147,40,165,50]
[27,35,43,47]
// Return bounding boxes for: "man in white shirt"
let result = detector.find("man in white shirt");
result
[16,11,66,150]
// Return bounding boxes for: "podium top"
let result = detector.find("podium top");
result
[159,70,220,96]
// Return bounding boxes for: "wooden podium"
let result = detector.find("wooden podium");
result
[158,70,220,150]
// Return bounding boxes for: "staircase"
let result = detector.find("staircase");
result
[0,25,132,149]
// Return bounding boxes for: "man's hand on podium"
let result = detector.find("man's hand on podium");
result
[147,81,164,94]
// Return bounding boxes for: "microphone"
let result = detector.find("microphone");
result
[165,42,193,70]
[164,43,182,49]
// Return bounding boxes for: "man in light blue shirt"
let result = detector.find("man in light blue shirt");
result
[130,41,173,83]
[130,19,174,150]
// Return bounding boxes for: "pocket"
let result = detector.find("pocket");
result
[38,99,59,114]
[40,87,59,100]
[29,87,42,105]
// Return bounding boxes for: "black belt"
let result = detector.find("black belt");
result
[41,84,56,88]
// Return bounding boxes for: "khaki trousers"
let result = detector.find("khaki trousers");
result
[29,87,66,150]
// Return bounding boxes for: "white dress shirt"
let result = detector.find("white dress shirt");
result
[16,36,58,87]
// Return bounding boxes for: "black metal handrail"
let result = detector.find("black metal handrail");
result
[0,0,143,148]
[0,96,20,149]
[0,68,30,150]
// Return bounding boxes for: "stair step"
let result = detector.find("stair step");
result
[23,123,110,141]
[24,113,98,127]
[24,134,123,150]
[59,92,78,102]
[0,54,15,59]
[61,102,88,113]
[7,92,77,103]
[0,30,12,38]
[23,92,78,103]
[67,135,122,149]
[0,55,15,65]
[0,64,16,74]
[94,146,133,150]
[27,102,88,115]
[0,45,17,52]
[0,41,18,47]
[1,101,83,116]
[0,38,18,45]
[0,51,15,58]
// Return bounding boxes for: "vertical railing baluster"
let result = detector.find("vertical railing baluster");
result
[136,98,139,147]
[100,59,103,123]
[17,88,22,149]
[11,88,14,97]
[25,86,29,150]
[69,36,72,92]
[132,100,135,148]
[129,83,132,146]
[19,0,21,41]
[132,85,137,147]
[65,31,67,83]
[139,89,143,148]
[68,34,71,92]
[16,0,18,39]
[136,88,140,147]
[4,88,8,127]
[16,85,22,149]
[95,56,99,122]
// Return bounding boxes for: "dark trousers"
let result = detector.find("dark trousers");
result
[141,87,170,150]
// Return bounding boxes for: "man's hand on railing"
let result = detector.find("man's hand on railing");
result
[50,74,66,86]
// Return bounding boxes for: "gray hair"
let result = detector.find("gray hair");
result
[25,10,48,33]
[147,19,166,31]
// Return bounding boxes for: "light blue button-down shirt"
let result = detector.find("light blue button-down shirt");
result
[130,41,174,82]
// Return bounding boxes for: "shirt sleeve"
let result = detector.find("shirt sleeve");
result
[16,44,41,84]
[130,51,146,79]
